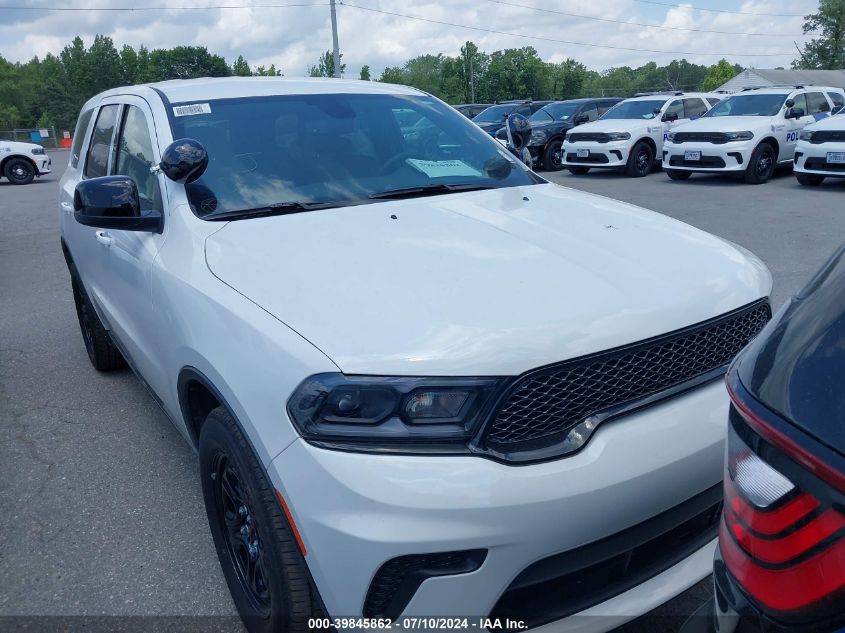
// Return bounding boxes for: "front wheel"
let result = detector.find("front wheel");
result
[200,407,319,633]
[4,157,36,185]
[567,166,590,175]
[744,143,776,184]
[625,141,654,177]
[795,172,825,186]
[666,169,692,181]
[542,140,564,171]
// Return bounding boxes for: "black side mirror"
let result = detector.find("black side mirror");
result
[574,114,590,124]
[787,107,806,119]
[785,99,795,108]
[663,111,679,123]
[159,138,208,184]
[74,176,162,233]
[505,113,532,151]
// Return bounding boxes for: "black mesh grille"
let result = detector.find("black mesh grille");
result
[810,131,845,143]
[484,302,771,450]
[566,152,610,164]
[672,132,729,144]
[805,157,845,172]
[669,155,727,168]
[363,551,486,618]
[568,132,611,143]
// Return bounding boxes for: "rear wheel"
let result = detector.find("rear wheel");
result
[542,140,564,171]
[199,407,319,633]
[666,169,692,181]
[70,271,126,371]
[4,157,36,185]
[795,172,825,186]
[744,142,776,184]
[625,141,653,177]
[567,166,590,175]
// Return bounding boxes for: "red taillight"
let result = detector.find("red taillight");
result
[720,391,845,614]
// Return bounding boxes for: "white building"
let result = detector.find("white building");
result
[717,68,845,93]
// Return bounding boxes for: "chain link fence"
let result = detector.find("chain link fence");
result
[0,127,69,149]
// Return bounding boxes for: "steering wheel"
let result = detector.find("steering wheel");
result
[380,152,417,175]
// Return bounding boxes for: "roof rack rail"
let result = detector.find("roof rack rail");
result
[632,90,684,97]
[741,84,805,91]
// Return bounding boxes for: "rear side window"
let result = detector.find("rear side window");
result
[683,98,708,118]
[84,104,120,179]
[827,92,845,109]
[580,104,599,122]
[70,109,94,169]
[807,92,830,114]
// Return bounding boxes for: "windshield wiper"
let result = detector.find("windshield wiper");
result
[206,200,350,221]
[368,183,496,200]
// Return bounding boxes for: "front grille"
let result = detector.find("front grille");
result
[567,132,610,143]
[490,484,723,629]
[805,157,845,172]
[672,132,729,144]
[669,155,727,168]
[810,130,845,143]
[363,550,486,619]
[566,152,609,164]
[483,302,771,452]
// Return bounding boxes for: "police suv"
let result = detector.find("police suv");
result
[794,107,845,186]
[663,86,845,184]
[561,92,723,177]
[1,139,51,185]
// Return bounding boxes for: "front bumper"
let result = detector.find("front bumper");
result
[269,379,730,630]
[794,140,845,177]
[35,155,51,175]
[662,142,754,173]
[561,140,631,168]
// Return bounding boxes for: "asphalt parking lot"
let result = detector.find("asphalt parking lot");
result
[2,150,843,631]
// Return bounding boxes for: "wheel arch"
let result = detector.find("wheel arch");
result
[759,136,780,157]
[635,136,658,155]
[1,153,37,175]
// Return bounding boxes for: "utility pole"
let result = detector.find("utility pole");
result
[330,0,341,78]
[470,54,475,103]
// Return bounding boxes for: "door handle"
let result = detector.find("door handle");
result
[95,231,113,247]
[61,201,73,213]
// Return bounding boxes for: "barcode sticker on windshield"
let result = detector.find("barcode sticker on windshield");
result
[173,103,211,117]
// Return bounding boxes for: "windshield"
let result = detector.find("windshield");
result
[530,103,580,122]
[705,94,787,117]
[473,104,514,123]
[600,100,667,120]
[168,93,539,218]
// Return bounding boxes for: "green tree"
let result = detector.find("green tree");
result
[702,59,739,91]
[550,58,588,100]
[253,63,282,76]
[231,55,251,76]
[149,46,231,80]
[794,0,845,68]
[309,50,345,77]
[359,64,371,80]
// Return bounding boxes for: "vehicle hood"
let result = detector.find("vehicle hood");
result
[1,141,42,153]
[804,114,845,132]
[672,116,770,134]
[205,183,771,376]
[570,119,659,134]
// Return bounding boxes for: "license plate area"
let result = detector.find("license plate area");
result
[827,152,845,164]
[576,149,590,159]
[684,151,702,161]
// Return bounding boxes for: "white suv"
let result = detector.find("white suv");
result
[60,78,772,633]
[1,139,51,184]
[794,109,845,186]
[561,92,723,177]
[663,86,845,184]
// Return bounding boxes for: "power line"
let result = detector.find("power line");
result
[483,0,806,37]
[340,1,797,58]
[629,0,807,18]
[0,2,328,10]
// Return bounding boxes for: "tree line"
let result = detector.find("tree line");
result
[0,0,841,132]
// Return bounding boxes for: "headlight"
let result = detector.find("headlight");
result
[287,373,503,447]
[667,132,677,142]
[606,132,631,141]
[799,129,815,141]
[530,130,549,144]
[31,147,45,155]
[725,131,754,141]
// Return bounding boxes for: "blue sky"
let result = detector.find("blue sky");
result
[0,0,825,78]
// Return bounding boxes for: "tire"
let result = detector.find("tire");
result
[542,140,564,171]
[199,407,319,633]
[666,169,692,181]
[795,172,825,186]
[567,166,590,175]
[744,142,776,184]
[4,157,36,185]
[70,270,126,371]
[625,141,654,177]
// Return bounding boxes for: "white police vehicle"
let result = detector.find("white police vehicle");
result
[663,86,845,184]
[561,92,723,177]
[1,139,52,185]
[794,107,845,186]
